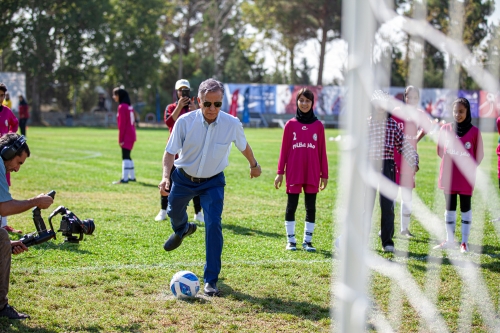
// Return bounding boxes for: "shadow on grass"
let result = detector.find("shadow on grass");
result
[222,223,282,238]
[30,241,94,255]
[135,181,158,189]
[0,319,59,333]
[219,283,330,321]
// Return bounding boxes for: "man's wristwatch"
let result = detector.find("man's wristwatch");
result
[250,161,259,169]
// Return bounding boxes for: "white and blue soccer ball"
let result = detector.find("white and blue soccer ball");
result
[170,270,200,298]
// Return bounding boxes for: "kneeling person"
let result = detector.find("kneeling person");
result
[0,133,54,319]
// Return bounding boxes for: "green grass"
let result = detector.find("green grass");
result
[0,127,499,332]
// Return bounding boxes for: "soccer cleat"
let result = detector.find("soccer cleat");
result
[193,212,205,223]
[2,225,22,234]
[433,241,454,250]
[400,229,415,238]
[128,178,136,182]
[383,245,395,253]
[112,179,128,184]
[204,282,220,297]
[0,304,30,320]
[460,242,469,253]
[302,241,316,252]
[155,209,167,221]
[286,242,297,251]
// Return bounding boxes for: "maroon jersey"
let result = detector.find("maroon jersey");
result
[117,103,136,150]
[497,117,500,179]
[277,118,328,188]
[437,124,483,195]
[0,105,18,135]
[392,108,431,187]
[164,103,190,133]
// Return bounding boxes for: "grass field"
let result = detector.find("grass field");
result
[0,126,499,333]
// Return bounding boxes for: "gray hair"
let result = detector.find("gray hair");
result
[198,78,224,99]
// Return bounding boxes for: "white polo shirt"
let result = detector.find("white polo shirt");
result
[166,109,248,178]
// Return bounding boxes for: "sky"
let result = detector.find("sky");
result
[259,0,500,86]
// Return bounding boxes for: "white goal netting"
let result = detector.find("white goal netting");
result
[334,0,500,332]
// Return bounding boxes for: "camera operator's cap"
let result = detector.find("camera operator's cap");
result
[175,79,190,90]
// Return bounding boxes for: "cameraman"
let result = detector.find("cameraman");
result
[156,79,204,223]
[0,133,54,319]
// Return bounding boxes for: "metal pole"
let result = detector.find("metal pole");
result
[335,0,375,332]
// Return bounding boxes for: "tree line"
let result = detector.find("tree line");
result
[0,0,496,122]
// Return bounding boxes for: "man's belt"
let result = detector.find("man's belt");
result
[179,168,217,183]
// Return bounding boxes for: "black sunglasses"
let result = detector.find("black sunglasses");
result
[203,101,222,108]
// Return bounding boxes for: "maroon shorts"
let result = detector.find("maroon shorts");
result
[286,184,318,194]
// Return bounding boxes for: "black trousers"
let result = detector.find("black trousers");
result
[365,159,397,248]
[19,118,28,136]
[160,165,201,213]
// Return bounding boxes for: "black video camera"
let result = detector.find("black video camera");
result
[50,206,95,243]
[19,190,95,246]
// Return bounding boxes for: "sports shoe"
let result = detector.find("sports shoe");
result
[163,223,197,251]
[302,241,316,252]
[383,245,395,253]
[433,241,455,250]
[2,225,22,234]
[0,304,30,320]
[204,282,220,297]
[112,179,128,184]
[193,212,205,223]
[128,178,136,182]
[286,242,297,251]
[460,242,469,253]
[155,209,167,221]
[400,229,415,238]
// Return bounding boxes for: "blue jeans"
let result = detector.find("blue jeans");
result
[167,169,225,284]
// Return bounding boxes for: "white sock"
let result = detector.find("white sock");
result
[304,221,315,243]
[461,210,472,244]
[121,160,128,181]
[1,216,6,227]
[400,200,412,232]
[285,221,296,243]
[128,159,135,179]
[445,210,456,243]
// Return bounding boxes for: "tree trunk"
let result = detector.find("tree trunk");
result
[317,27,327,86]
[31,74,41,124]
[289,46,296,84]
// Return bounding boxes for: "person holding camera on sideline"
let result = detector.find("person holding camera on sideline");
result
[0,133,54,319]
[155,79,204,223]
[159,78,261,297]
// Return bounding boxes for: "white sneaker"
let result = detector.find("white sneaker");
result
[460,242,469,253]
[155,209,167,221]
[383,245,395,253]
[433,241,455,250]
[194,212,205,223]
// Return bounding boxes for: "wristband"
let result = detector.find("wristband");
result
[250,161,259,169]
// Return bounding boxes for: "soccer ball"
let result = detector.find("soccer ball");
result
[170,270,200,298]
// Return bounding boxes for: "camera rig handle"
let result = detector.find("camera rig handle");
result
[20,190,57,247]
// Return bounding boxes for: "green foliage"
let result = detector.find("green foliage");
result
[101,0,163,90]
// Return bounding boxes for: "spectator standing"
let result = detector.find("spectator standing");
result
[112,88,137,184]
[17,95,29,137]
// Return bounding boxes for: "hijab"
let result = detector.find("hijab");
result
[19,96,27,106]
[295,88,318,124]
[452,98,472,137]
